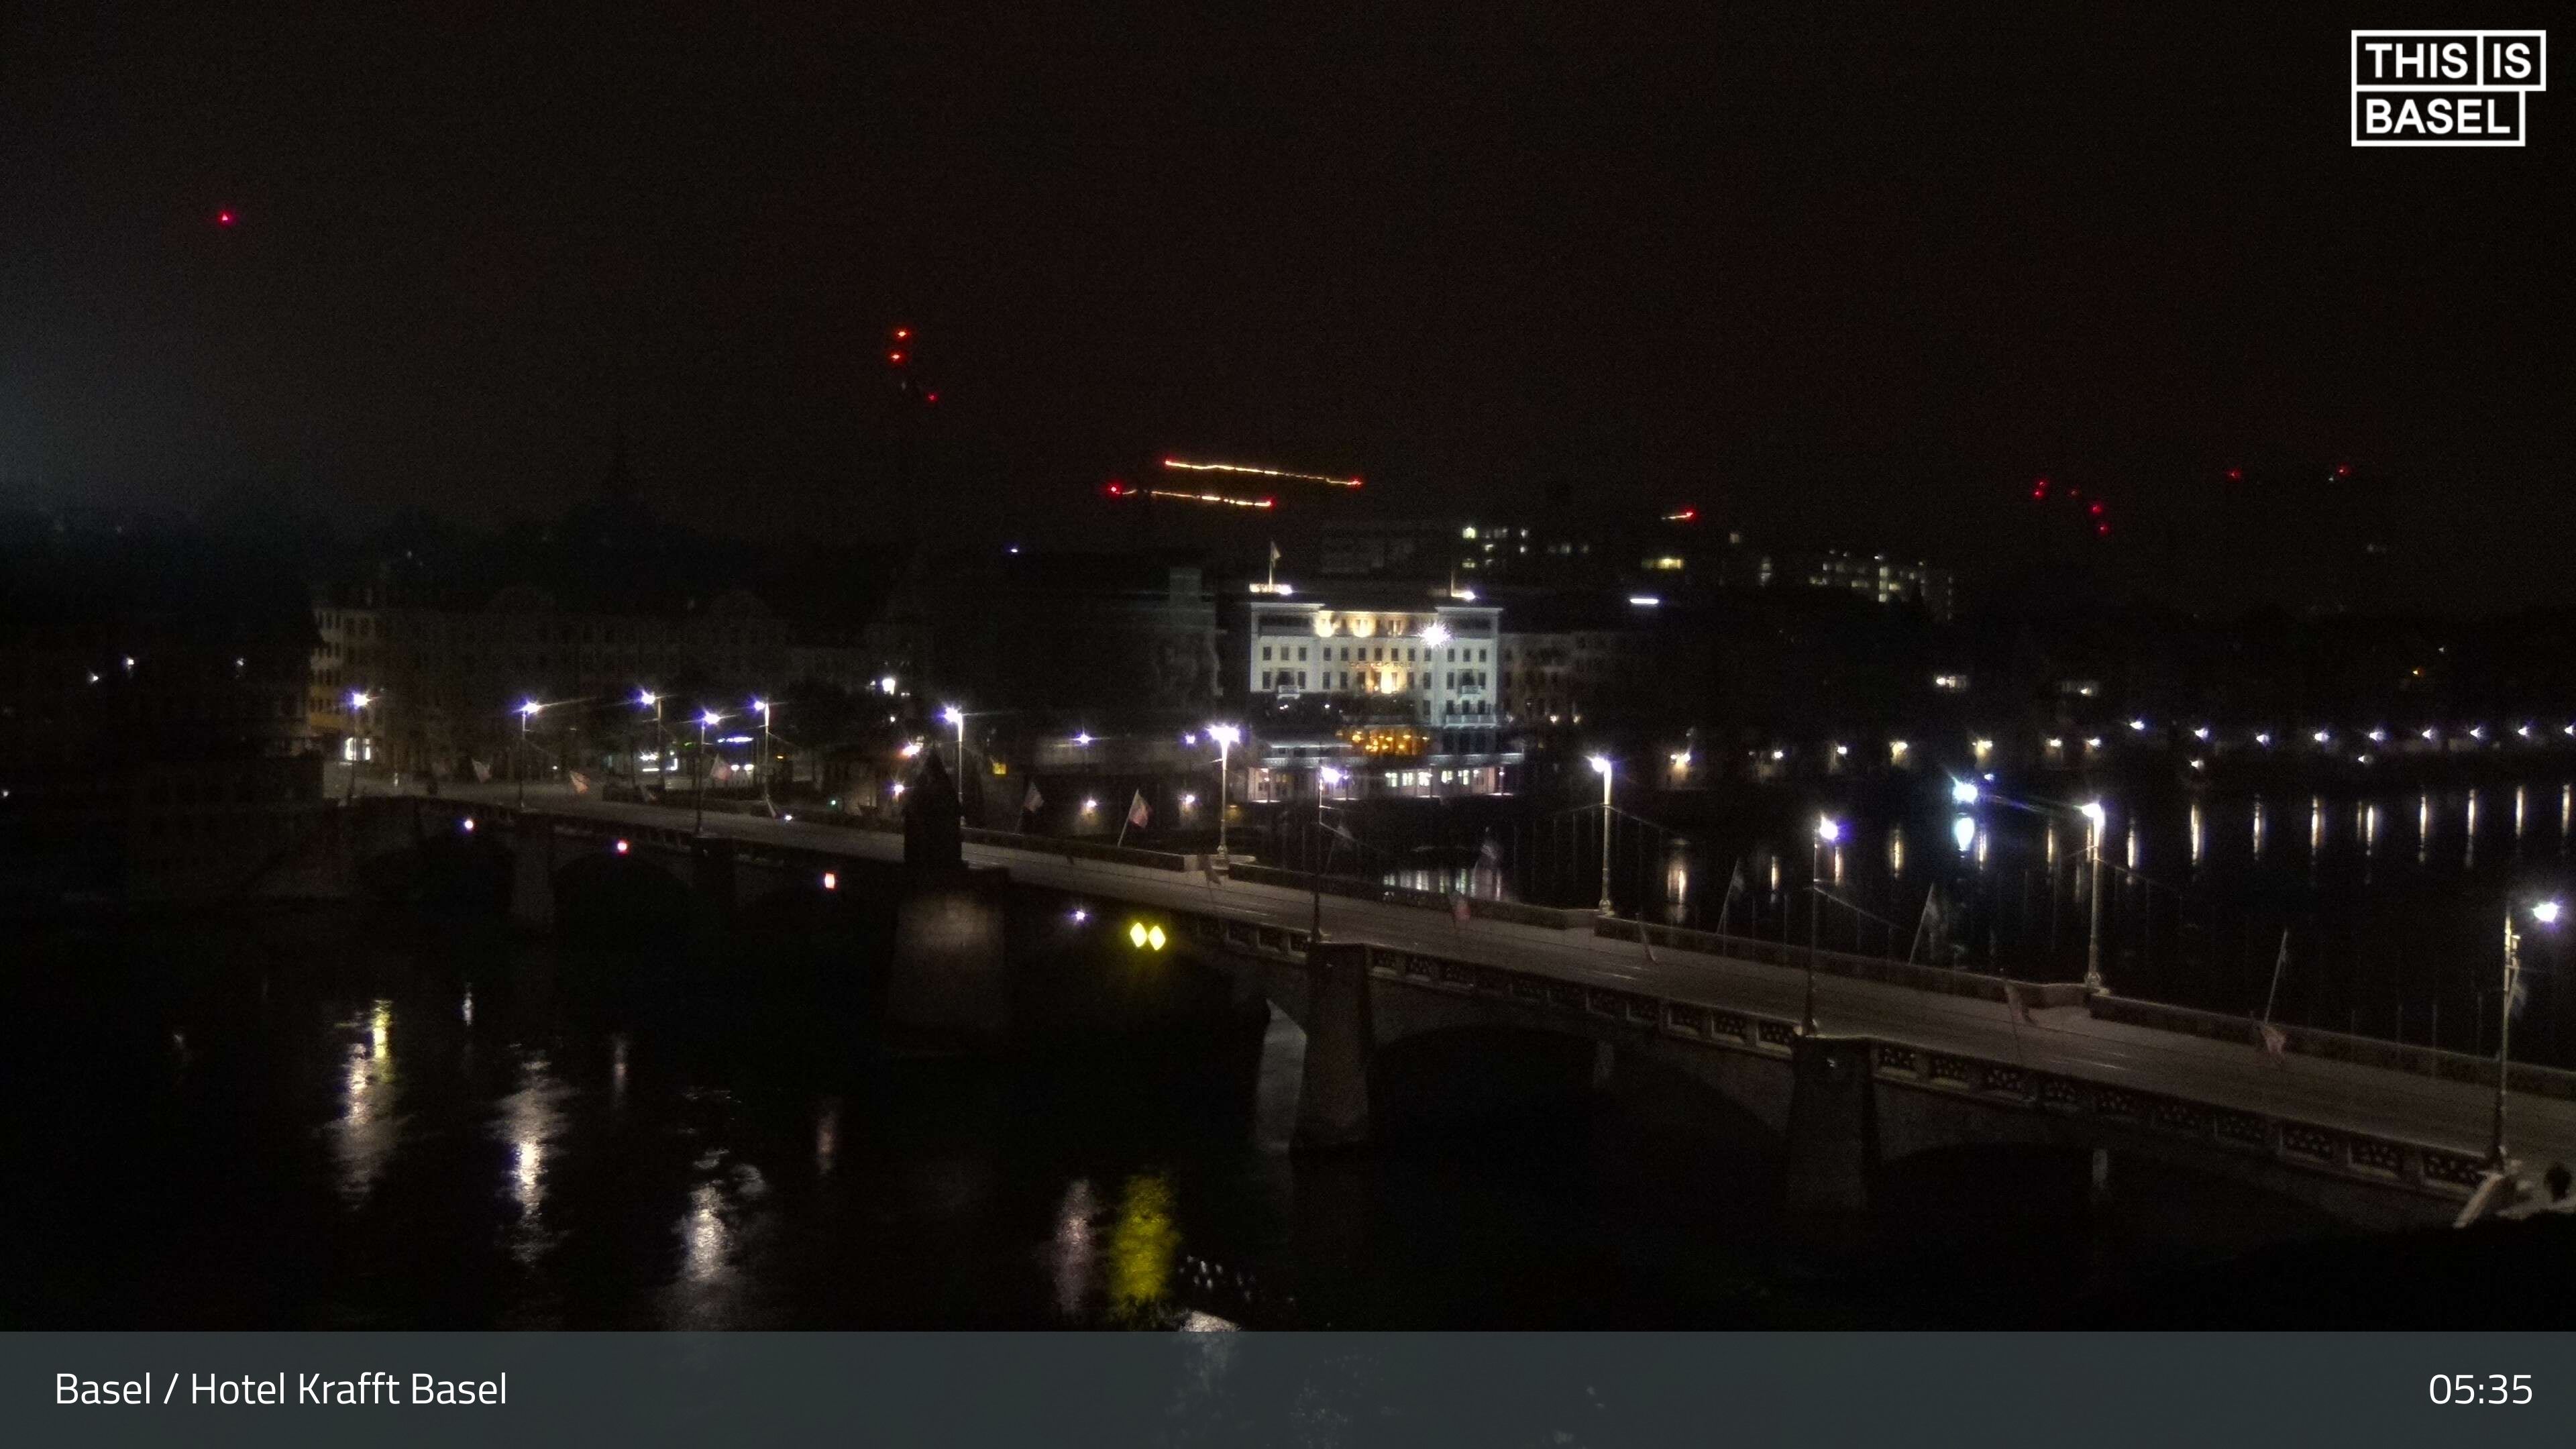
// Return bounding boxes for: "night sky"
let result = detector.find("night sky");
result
[1,7,2565,611]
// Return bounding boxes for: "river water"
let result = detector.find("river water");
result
[0,900,2355,1330]
[1369,775,2576,1068]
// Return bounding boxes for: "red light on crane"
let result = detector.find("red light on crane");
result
[2089,502,2104,517]
[2334,464,2351,478]
[2096,523,2111,537]
[888,351,906,365]
[892,327,910,341]
[215,209,236,227]
[2226,468,2243,482]
[924,391,939,405]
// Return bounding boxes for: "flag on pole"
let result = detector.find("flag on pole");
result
[570,771,592,796]
[1023,780,1044,814]
[1126,790,1150,828]
[1720,857,1748,936]
[2259,929,2291,1028]
[471,758,492,784]
[2258,1022,2288,1056]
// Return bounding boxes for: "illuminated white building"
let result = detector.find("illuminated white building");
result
[1246,596,1500,735]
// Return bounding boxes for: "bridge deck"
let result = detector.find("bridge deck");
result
[421,788,2576,1175]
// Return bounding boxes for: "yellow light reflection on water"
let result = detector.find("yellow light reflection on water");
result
[1108,1173,1180,1324]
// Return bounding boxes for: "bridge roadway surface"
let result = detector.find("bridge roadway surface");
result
[441,787,2576,1172]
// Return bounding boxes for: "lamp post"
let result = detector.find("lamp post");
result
[1806,816,1841,1034]
[636,690,663,795]
[753,698,773,812]
[345,690,373,805]
[2081,800,2108,991]
[516,701,541,809]
[1588,754,1615,916]
[2492,898,2561,1169]
[1209,723,1240,869]
[941,705,967,830]
[696,710,722,833]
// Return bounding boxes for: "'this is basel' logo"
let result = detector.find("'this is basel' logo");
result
[2352,31,2548,146]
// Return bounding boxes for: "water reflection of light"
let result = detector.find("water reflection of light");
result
[2364,803,2381,855]
[2045,825,2057,869]
[2420,793,2433,864]
[1768,858,1780,893]
[2189,802,2204,867]
[2309,796,2324,857]
[2467,790,2482,869]
[682,1181,730,1283]
[1830,845,1845,886]
[610,1033,630,1110]
[2251,799,2267,859]
[1051,1179,1100,1319]
[1888,829,1904,878]
[2516,786,2528,840]
[331,1000,399,1202]
[1108,1173,1180,1324]
[2125,824,2138,871]
[460,987,474,1026]
[814,1098,841,1177]
[1951,815,1976,854]
[497,1052,568,1265]
[1974,828,1989,868]
[2565,784,2573,842]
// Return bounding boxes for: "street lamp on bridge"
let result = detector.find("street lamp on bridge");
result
[1804,815,1841,1034]
[1588,755,1615,916]
[941,705,967,830]
[346,690,374,805]
[2493,897,2563,1171]
[696,709,724,834]
[2080,800,2108,991]
[517,700,542,809]
[1208,723,1241,870]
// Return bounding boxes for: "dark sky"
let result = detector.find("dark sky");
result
[1,7,2565,611]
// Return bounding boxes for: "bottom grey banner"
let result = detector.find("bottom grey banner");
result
[11,1332,2569,1447]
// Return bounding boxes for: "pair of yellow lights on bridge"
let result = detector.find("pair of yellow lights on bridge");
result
[1126,920,1169,952]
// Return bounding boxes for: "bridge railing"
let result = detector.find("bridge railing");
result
[1180,914,2489,1205]
[1591,916,2093,1009]
[2089,993,2576,1103]
[964,827,1195,872]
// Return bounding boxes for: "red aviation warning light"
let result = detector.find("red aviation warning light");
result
[2226,468,2243,482]
[1662,506,1699,523]
[215,209,237,227]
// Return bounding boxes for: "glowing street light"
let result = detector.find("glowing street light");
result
[942,705,968,830]
[636,690,665,792]
[517,700,543,809]
[753,698,775,810]
[1803,815,1843,1035]
[345,690,375,805]
[1589,755,1615,915]
[2493,898,2565,1168]
[1950,779,1980,805]
[1209,723,1242,869]
[1951,815,1976,853]
[695,709,723,833]
[2080,800,2107,991]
